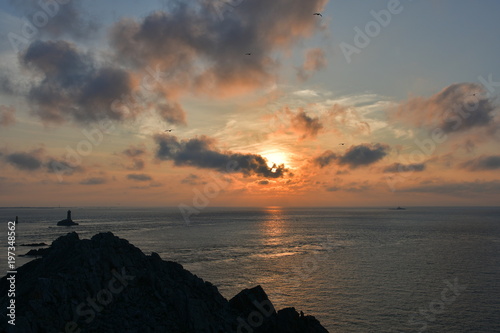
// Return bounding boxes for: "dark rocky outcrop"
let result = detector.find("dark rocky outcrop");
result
[20,243,48,247]
[23,248,50,257]
[0,232,329,333]
[230,286,329,333]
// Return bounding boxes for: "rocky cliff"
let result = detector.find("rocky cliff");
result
[0,232,329,333]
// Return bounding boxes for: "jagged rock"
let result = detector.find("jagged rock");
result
[20,243,48,247]
[230,286,329,333]
[24,248,50,256]
[0,232,329,332]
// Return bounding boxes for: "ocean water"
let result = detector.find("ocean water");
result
[1,206,499,332]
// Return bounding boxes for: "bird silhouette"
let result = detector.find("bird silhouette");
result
[245,52,251,56]
[313,12,322,17]
[165,129,173,132]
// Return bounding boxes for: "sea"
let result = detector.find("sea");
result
[1,206,499,332]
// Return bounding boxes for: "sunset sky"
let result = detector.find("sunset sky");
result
[0,0,499,207]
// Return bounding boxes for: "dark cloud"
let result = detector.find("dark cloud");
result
[0,105,16,127]
[125,159,145,171]
[344,182,370,192]
[271,107,324,140]
[2,148,85,175]
[80,177,106,185]
[157,103,187,126]
[0,74,17,95]
[10,0,99,40]
[122,145,147,158]
[46,158,84,176]
[290,109,323,139]
[313,150,337,168]
[258,180,269,185]
[5,151,42,170]
[383,163,426,173]
[181,174,206,185]
[339,144,389,168]
[110,0,327,97]
[395,83,497,134]
[121,145,146,171]
[314,144,389,169]
[21,40,134,124]
[127,174,153,182]
[461,155,500,171]
[155,134,287,178]
[326,186,340,192]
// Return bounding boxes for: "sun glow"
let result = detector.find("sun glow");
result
[261,150,291,168]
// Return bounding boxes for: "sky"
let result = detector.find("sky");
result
[0,0,499,208]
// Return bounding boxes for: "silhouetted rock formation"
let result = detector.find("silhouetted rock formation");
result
[0,232,329,333]
[23,248,50,257]
[57,209,78,226]
[230,286,329,333]
[20,242,48,247]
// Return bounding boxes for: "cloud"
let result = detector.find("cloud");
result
[121,145,146,171]
[339,144,389,168]
[313,150,337,168]
[0,105,15,127]
[122,145,147,158]
[0,74,17,95]
[394,83,498,134]
[326,186,340,192]
[289,109,323,139]
[258,180,269,185]
[323,103,371,136]
[157,102,187,125]
[80,177,106,185]
[314,143,389,169]
[461,155,500,171]
[2,148,85,176]
[20,40,135,124]
[293,89,319,97]
[8,0,328,128]
[10,0,99,40]
[181,174,206,185]
[127,174,153,182]
[5,151,43,170]
[325,178,370,192]
[297,48,327,81]
[403,180,500,196]
[125,159,145,171]
[383,163,426,173]
[46,158,84,176]
[154,134,287,178]
[109,0,327,98]
[271,107,323,140]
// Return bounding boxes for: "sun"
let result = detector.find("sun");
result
[261,150,290,169]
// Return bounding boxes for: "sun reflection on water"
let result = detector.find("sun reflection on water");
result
[260,207,287,245]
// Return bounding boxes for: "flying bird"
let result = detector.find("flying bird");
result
[313,12,322,17]
[165,129,173,132]
[245,52,251,56]
[339,143,345,146]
